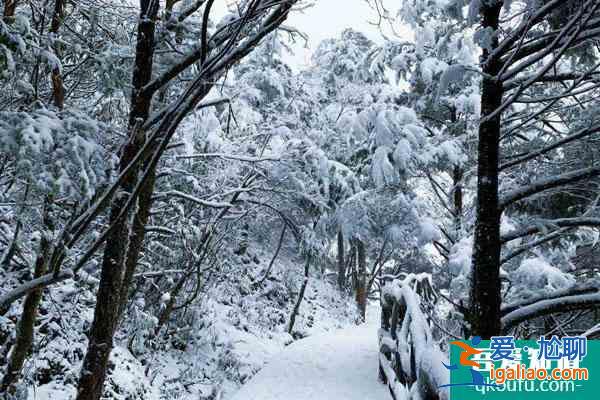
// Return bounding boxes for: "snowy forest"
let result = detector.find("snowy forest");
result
[1,0,600,399]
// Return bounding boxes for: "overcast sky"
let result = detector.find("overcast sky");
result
[214,0,398,68]
[284,0,388,66]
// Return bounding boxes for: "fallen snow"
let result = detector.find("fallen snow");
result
[228,307,390,400]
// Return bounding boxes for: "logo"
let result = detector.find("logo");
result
[440,336,501,388]
[442,336,598,399]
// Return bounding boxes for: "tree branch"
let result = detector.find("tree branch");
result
[502,291,600,332]
[500,124,600,170]
[0,270,74,313]
[500,165,600,208]
[501,217,600,243]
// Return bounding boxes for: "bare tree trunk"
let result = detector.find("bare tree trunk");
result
[3,0,18,18]
[287,257,311,334]
[117,0,183,321]
[256,225,287,286]
[336,231,345,290]
[469,3,504,339]
[1,200,53,392]
[76,2,159,399]
[453,165,463,231]
[449,107,463,235]
[355,239,367,321]
[49,0,65,109]
[350,244,358,292]
[154,271,187,335]
[117,168,156,320]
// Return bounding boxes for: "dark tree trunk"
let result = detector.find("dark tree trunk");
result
[350,244,358,292]
[287,257,311,334]
[255,225,287,286]
[1,201,52,393]
[3,0,18,18]
[336,231,345,290]
[155,272,186,335]
[117,167,157,320]
[469,3,504,339]
[453,164,463,232]
[117,0,186,323]
[49,0,65,109]
[355,239,367,321]
[449,108,463,234]
[76,2,159,399]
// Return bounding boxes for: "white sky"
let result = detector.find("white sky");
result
[214,0,399,68]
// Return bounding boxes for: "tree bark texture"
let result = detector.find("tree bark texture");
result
[355,239,367,321]
[1,201,52,392]
[469,3,504,339]
[3,0,18,18]
[75,2,159,399]
[337,231,345,290]
[287,257,311,334]
[49,0,65,109]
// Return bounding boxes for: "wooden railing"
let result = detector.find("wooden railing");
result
[378,273,448,400]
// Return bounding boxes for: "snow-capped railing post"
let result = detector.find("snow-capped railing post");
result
[378,274,448,400]
[378,276,393,385]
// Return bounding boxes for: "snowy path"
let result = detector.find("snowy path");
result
[229,310,390,400]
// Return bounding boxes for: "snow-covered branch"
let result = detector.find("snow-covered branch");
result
[154,191,234,208]
[501,283,600,316]
[0,269,74,311]
[175,153,281,163]
[584,323,600,339]
[484,1,600,122]
[145,225,177,235]
[501,228,569,264]
[490,0,565,62]
[501,124,600,170]
[500,165,600,208]
[133,269,185,278]
[504,71,600,91]
[142,0,299,97]
[502,291,600,332]
[166,0,208,28]
[501,217,600,243]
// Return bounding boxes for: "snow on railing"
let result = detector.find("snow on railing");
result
[378,274,448,400]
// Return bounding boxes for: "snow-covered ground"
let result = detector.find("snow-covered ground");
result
[229,306,389,400]
[7,245,359,400]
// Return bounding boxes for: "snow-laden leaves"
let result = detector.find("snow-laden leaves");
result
[0,109,106,199]
[336,188,434,249]
[514,257,575,293]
